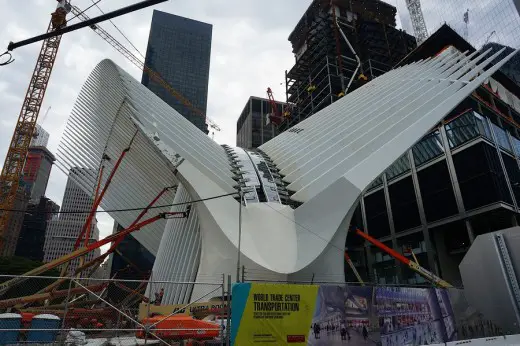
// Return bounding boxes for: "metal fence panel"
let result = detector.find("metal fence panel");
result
[0,274,227,345]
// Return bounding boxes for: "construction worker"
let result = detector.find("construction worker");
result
[154,288,164,306]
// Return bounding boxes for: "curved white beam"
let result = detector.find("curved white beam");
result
[60,47,518,285]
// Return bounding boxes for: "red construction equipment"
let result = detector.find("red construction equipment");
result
[0,283,106,309]
[137,315,220,341]
[266,87,283,126]
[352,228,453,288]
[0,209,189,296]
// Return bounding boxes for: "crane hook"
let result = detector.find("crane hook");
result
[0,50,15,66]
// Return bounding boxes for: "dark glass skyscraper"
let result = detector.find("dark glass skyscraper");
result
[142,10,212,134]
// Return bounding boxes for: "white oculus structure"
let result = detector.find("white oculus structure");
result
[58,47,517,304]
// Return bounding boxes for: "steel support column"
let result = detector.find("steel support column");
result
[408,149,436,273]
[439,124,474,243]
[359,196,375,282]
[382,173,402,283]
[487,117,518,212]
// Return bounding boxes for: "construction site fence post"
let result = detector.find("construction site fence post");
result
[59,277,73,344]
[227,274,232,346]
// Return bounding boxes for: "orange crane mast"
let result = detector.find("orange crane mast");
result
[0,0,71,250]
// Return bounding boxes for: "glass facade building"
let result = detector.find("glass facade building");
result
[236,97,282,149]
[396,0,520,50]
[16,197,60,262]
[142,10,212,134]
[344,33,520,287]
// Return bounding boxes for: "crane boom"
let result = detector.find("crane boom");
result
[0,2,70,251]
[405,0,429,44]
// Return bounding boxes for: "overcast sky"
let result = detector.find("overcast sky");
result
[3,0,513,245]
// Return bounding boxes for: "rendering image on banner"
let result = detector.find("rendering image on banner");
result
[231,283,506,345]
[231,283,318,345]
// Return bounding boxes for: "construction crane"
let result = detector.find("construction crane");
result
[0,0,71,251]
[266,87,283,126]
[405,0,429,44]
[69,5,222,136]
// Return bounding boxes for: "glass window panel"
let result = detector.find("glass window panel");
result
[512,135,520,157]
[413,130,444,166]
[417,160,458,222]
[445,111,492,148]
[389,177,421,232]
[364,190,391,239]
[386,153,411,180]
[367,175,383,190]
[491,122,513,152]
[453,142,513,209]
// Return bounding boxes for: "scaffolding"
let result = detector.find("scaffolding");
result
[280,0,416,132]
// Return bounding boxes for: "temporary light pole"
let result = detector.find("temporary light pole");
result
[6,0,167,52]
[236,190,243,283]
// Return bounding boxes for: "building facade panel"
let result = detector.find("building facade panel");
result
[23,146,55,203]
[236,97,281,149]
[1,188,30,257]
[43,168,100,275]
[30,124,50,148]
[142,10,212,134]
[15,197,59,262]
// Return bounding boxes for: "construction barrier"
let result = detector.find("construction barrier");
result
[0,273,512,346]
[0,274,228,345]
[231,282,507,346]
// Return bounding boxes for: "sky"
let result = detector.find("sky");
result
[3,0,514,247]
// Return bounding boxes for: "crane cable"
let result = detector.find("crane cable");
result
[66,0,103,24]
[89,0,145,59]
[0,51,14,66]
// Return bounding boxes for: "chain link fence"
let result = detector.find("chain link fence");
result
[0,274,230,345]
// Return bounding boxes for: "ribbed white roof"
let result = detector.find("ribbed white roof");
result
[59,46,517,268]
[58,60,232,255]
[260,47,519,203]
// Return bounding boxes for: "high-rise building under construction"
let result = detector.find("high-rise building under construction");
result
[279,0,416,131]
